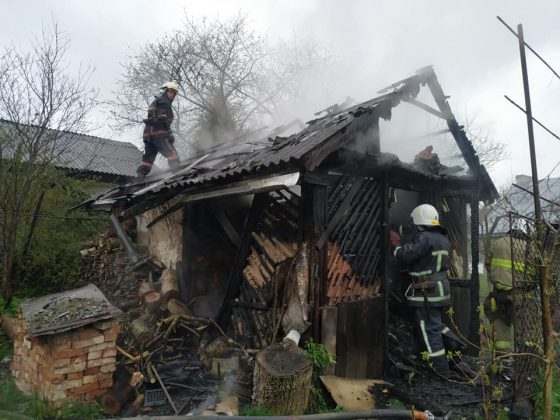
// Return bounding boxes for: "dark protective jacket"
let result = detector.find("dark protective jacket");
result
[143,94,174,141]
[394,227,451,307]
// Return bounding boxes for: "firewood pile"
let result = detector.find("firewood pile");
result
[77,229,146,315]
[77,230,253,416]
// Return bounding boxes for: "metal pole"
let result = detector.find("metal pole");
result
[517,24,542,229]
[518,23,553,419]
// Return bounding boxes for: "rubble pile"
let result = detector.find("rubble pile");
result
[76,231,252,416]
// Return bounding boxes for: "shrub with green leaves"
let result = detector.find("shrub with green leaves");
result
[304,338,336,413]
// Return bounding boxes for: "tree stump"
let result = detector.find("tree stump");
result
[252,339,313,415]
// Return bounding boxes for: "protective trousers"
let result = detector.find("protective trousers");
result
[413,305,446,358]
[484,290,513,352]
[137,137,180,176]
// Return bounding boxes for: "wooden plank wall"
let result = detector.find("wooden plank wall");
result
[230,189,300,349]
[335,296,385,378]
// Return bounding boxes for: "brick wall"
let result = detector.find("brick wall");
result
[11,316,120,408]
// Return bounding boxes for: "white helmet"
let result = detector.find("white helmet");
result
[411,204,440,226]
[160,81,179,92]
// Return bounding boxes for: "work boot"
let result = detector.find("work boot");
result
[442,329,467,353]
[431,355,452,379]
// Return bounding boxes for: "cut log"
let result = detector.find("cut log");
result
[99,382,134,415]
[167,298,191,316]
[1,314,22,340]
[138,281,154,298]
[143,291,161,304]
[160,269,180,302]
[130,319,151,345]
[252,339,313,415]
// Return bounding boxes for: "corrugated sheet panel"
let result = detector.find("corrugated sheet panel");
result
[0,119,141,177]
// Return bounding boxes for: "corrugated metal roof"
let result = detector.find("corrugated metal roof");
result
[0,119,141,177]
[80,68,498,212]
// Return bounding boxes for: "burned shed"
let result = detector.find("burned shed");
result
[81,66,498,379]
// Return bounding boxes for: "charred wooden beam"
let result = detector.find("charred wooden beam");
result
[217,194,267,326]
[214,211,242,247]
[402,96,450,120]
[146,172,300,229]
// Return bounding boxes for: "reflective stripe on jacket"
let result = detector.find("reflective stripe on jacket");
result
[486,236,530,291]
[394,227,451,307]
[143,94,174,141]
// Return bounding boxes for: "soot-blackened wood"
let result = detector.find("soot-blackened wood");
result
[316,177,364,250]
[253,340,313,415]
[468,191,481,354]
[335,297,385,378]
[307,183,328,340]
[217,194,267,326]
[381,178,390,371]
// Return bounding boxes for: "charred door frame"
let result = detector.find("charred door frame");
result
[304,172,388,377]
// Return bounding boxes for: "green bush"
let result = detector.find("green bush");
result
[304,338,336,413]
[11,175,109,294]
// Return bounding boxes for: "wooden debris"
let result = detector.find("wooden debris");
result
[121,393,145,418]
[151,363,179,415]
[167,298,191,316]
[99,382,134,415]
[319,375,388,411]
[160,269,181,303]
[130,319,152,345]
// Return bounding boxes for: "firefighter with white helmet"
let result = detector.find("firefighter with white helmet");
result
[136,81,181,178]
[391,203,464,377]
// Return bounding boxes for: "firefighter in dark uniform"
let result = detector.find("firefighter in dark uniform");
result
[391,204,462,376]
[136,81,181,178]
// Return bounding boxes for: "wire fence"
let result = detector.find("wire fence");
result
[509,212,560,400]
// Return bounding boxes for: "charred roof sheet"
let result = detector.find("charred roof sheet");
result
[80,67,498,212]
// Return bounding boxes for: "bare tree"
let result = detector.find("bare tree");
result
[0,22,97,302]
[110,13,330,154]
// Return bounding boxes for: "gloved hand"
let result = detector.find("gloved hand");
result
[390,230,401,247]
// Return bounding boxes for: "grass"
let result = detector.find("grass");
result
[534,365,560,419]
[239,406,275,416]
[0,378,102,419]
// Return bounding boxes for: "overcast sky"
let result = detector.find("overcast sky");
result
[1,0,559,189]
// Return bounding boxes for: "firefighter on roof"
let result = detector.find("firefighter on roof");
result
[136,81,181,178]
